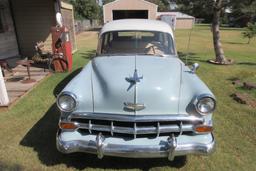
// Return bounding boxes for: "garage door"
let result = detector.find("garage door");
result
[113,10,148,20]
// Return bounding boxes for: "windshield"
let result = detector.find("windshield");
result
[100,31,175,56]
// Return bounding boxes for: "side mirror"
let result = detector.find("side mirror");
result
[191,63,199,73]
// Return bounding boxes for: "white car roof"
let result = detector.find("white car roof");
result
[100,19,174,37]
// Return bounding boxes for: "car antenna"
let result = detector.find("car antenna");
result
[185,26,193,66]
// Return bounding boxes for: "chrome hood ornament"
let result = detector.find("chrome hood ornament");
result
[125,69,143,91]
[124,102,145,111]
[126,69,143,83]
[125,69,145,111]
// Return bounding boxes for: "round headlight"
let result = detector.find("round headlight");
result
[196,96,216,115]
[57,92,77,112]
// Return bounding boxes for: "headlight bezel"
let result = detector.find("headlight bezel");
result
[194,94,216,115]
[57,91,78,112]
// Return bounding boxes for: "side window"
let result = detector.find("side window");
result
[108,32,113,45]
[101,33,109,53]
[101,32,113,53]
[165,34,175,54]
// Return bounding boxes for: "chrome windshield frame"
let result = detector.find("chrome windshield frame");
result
[97,30,176,56]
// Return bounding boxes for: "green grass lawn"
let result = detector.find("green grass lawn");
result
[0,25,256,171]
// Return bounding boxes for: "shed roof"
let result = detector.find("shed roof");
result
[103,0,158,8]
[100,19,174,37]
[157,12,195,19]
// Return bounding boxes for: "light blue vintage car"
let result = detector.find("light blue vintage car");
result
[56,19,216,161]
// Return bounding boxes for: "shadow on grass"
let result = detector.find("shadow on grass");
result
[220,27,244,31]
[79,50,96,60]
[89,27,102,32]
[223,41,247,45]
[237,62,256,66]
[0,161,24,171]
[178,51,208,65]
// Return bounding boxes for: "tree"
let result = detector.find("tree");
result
[177,0,228,63]
[211,0,227,64]
[226,0,256,27]
[102,0,114,5]
[176,0,256,24]
[146,0,170,11]
[176,0,214,23]
[69,0,100,21]
[211,0,256,63]
[242,22,256,44]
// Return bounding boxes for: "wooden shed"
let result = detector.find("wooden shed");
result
[157,12,195,29]
[0,0,76,60]
[103,0,158,23]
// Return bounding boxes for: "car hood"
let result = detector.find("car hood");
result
[91,55,182,115]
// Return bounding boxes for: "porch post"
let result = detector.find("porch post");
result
[0,66,9,106]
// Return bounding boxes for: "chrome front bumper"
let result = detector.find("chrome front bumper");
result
[56,130,215,161]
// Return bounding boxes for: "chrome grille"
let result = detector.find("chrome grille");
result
[70,115,202,138]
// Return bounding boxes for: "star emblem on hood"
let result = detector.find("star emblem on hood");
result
[125,69,143,91]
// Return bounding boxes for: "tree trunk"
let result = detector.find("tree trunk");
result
[212,0,227,64]
[248,38,251,44]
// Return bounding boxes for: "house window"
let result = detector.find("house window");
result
[0,9,4,33]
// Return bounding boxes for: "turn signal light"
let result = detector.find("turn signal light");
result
[59,122,77,130]
[194,125,213,133]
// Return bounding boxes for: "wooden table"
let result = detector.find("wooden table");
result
[16,60,36,84]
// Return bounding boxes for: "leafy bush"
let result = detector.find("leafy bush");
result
[242,22,256,44]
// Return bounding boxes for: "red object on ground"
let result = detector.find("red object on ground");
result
[51,26,73,72]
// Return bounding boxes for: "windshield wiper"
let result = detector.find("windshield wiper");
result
[137,53,165,57]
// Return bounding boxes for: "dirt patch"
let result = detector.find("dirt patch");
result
[243,82,256,90]
[0,106,8,113]
[232,79,243,86]
[230,78,256,108]
[231,93,256,108]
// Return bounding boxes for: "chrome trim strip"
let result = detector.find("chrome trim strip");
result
[75,122,194,135]
[179,122,183,135]
[110,121,114,136]
[134,123,137,139]
[69,113,204,123]
[157,122,160,137]
[88,120,92,134]
[56,130,215,161]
